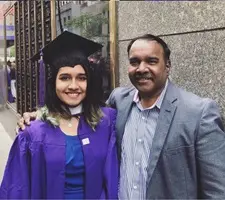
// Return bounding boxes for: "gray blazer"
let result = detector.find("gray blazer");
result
[107,81,225,199]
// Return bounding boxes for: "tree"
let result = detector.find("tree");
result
[65,9,108,40]
[9,45,15,57]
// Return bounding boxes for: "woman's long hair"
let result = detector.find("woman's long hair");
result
[44,50,105,130]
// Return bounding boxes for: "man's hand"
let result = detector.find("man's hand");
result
[17,111,38,131]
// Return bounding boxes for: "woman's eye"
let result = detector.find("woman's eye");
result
[60,76,70,81]
[78,76,87,81]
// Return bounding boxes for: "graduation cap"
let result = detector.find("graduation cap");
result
[32,31,103,107]
[31,31,103,64]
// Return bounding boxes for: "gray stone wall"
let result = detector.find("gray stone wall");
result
[117,1,225,117]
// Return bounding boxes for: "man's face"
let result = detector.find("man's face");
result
[128,39,170,97]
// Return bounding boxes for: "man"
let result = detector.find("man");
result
[10,61,16,100]
[18,34,225,199]
[6,60,14,103]
[0,61,6,108]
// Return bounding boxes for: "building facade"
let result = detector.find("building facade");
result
[56,0,108,56]
[0,1,15,61]
[116,1,225,119]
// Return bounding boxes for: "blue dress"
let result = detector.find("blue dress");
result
[64,135,85,199]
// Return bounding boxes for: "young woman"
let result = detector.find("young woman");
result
[0,31,119,199]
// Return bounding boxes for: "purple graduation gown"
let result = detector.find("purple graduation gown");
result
[0,107,119,199]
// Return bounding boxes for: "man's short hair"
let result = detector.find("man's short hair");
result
[7,60,11,66]
[127,34,171,66]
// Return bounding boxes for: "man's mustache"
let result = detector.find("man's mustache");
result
[134,73,152,79]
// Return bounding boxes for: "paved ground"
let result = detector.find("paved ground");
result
[0,105,17,182]
[0,119,13,182]
[0,104,18,140]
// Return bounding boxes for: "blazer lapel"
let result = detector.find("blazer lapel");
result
[116,90,135,159]
[147,81,178,184]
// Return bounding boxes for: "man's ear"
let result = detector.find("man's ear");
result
[166,60,171,68]
[166,60,171,75]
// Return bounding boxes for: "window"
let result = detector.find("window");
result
[61,1,70,6]
[68,16,71,21]
[63,17,67,25]
[77,0,87,5]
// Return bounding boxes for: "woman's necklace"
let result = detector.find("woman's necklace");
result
[60,118,73,128]
[67,104,82,128]
[60,104,83,128]
[67,120,72,128]
[66,116,80,128]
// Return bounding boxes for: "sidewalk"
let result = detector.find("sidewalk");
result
[0,122,13,182]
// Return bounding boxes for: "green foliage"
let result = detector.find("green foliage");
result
[9,45,15,57]
[66,12,108,39]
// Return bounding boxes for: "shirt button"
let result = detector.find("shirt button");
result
[135,162,139,166]
[133,185,138,190]
[138,139,142,143]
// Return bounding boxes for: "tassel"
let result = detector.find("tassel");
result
[39,49,45,106]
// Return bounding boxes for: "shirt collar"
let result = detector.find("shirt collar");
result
[69,103,83,115]
[133,79,168,110]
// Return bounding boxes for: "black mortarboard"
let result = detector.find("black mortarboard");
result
[31,31,103,64]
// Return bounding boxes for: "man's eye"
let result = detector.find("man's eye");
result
[129,59,140,66]
[146,58,158,65]
[148,61,156,65]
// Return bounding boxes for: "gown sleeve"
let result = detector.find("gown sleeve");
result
[102,109,119,199]
[0,129,31,199]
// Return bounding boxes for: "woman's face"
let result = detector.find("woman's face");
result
[56,65,87,107]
